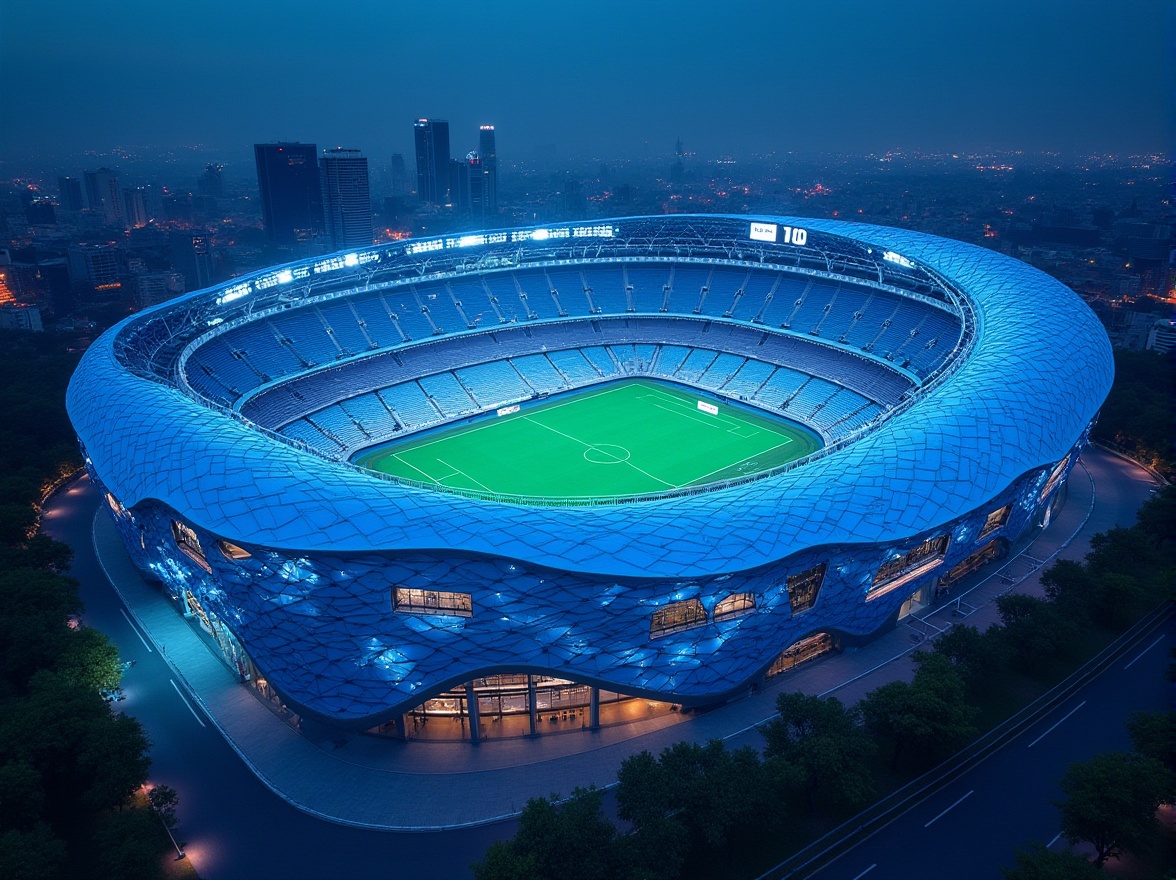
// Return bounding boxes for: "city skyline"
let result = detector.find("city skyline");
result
[1,0,1170,165]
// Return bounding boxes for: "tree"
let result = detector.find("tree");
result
[0,824,67,880]
[472,788,619,880]
[925,622,1009,696]
[93,809,165,880]
[1126,710,1176,785]
[0,760,45,830]
[860,653,976,771]
[994,594,1075,675]
[1001,842,1101,880]
[760,692,875,814]
[56,627,122,693]
[147,784,180,830]
[1056,751,1168,868]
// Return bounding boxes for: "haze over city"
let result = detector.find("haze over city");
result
[2,0,1170,164]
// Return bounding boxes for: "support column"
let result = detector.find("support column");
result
[589,687,600,730]
[465,682,481,743]
[527,675,538,736]
[396,714,408,741]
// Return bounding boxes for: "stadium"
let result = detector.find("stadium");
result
[67,214,1113,741]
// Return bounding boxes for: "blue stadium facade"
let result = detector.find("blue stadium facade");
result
[67,215,1113,735]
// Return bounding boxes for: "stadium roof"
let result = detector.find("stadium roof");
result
[67,215,1113,580]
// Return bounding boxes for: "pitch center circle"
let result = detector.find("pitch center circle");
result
[583,444,631,464]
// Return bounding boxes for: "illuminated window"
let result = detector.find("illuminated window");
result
[944,540,1003,585]
[218,540,252,561]
[787,563,827,614]
[392,588,473,618]
[171,520,211,573]
[713,592,756,621]
[650,599,707,638]
[978,504,1011,539]
[868,535,950,600]
[1039,455,1070,502]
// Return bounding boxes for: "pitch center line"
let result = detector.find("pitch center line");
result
[523,416,676,489]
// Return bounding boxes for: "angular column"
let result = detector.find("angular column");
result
[589,687,600,730]
[465,682,481,743]
[527,675,538,736]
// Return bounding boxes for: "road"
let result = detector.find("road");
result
[810,614,1170,880]
[43,477,513,880]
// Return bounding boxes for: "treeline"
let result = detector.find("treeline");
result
[472,488,1174,880]
[1092,347,1175,477]
[0,332,174,880]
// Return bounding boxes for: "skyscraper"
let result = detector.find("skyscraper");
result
[466,152,488,224]
[198,163,225,198]
[169,232,214,291]
[253,143,324,248]
[83,168,124,225]
[413,119,451,205]
[319,148,373,251]
[123,187,149,228]
[389,153,408,197]
[478,125,498,215]
[57,176,84,212]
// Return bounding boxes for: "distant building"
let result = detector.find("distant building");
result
[169,232,214,291]
[0,306,43,333]
[67,244,122,300]
[389,153,408,197]
[478,125,498,215]
[134,271,186,310]
[466,152,489,224]
[319,149,373,251]
[413,119,451,205]
[254,143,324,248]
[449,159,469,215]
[123,187,149,229]
[198,163,225,198]
[57,176,84,212]
[25,199,56,226]
[84,168,125,226]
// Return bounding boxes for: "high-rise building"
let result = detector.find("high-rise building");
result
[389,153,408,197]
[57,176,84,212]
[466,152,488,224]
[319,149,373,251]
[123,187,149,228]
[413,119,451,205]
[169,232,214,292]
[84,168,125,225]
[198,163,224,198]
[133,271,186,309]
[478,125,498,215]
[67,243,122,300]
[253,143,324,248]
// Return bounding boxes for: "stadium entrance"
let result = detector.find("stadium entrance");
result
[368,674,682,742]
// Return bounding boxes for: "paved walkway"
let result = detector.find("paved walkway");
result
[93,447,1160,829]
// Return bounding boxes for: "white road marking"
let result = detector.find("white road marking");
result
[170,679,206,727]
[1027,701,1086,749]
[1124,635,1164,670]
[1047,832,1063,848]
[119,607,153,652]
[851,865,878,880]
[924,789,973,828]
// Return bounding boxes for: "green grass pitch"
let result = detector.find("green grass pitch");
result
[354,379,822,500]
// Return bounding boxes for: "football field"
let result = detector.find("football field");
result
[354,379,821,500]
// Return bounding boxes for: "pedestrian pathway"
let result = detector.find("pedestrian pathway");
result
[91,448,1159,829]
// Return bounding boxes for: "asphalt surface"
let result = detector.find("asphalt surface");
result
[809,614,1171,880]
[43,480,514,880]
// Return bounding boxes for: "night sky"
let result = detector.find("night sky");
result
[1,0,1170,162]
